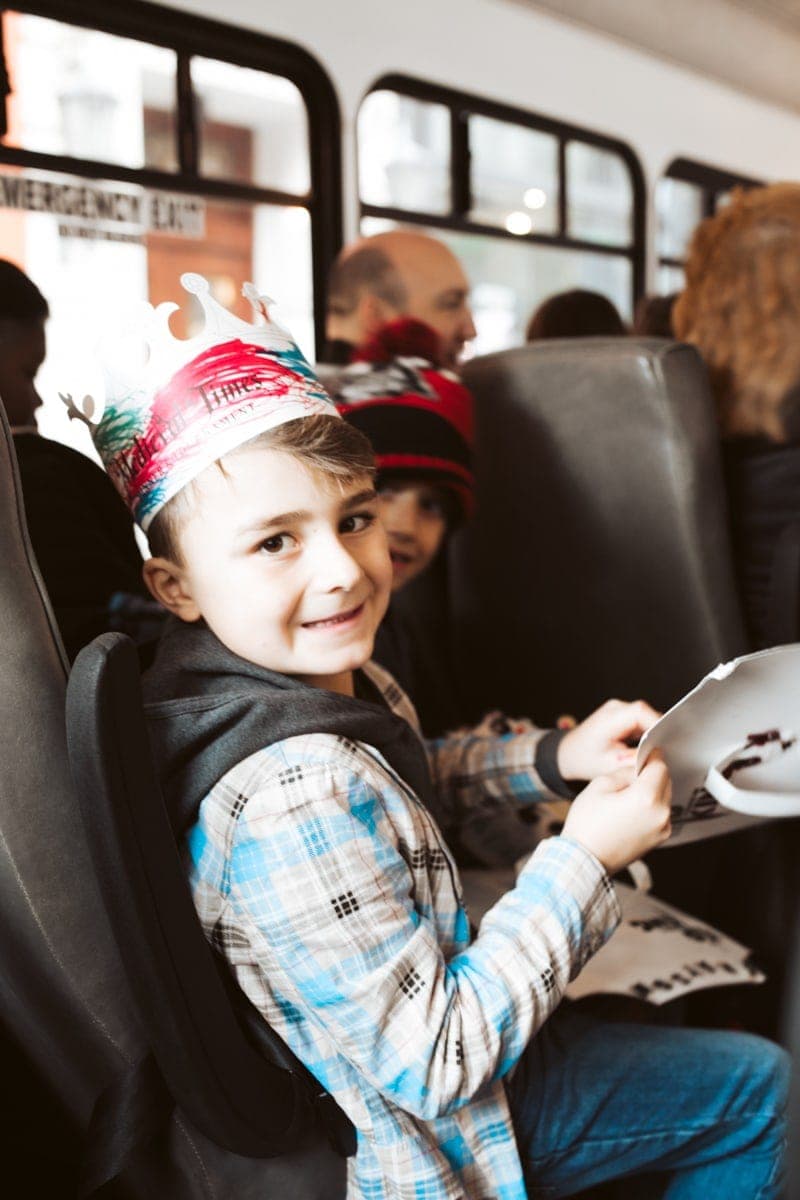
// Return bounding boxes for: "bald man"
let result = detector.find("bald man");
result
[325,230,477,369]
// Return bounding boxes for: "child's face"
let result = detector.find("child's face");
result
[377,480,449,591]
[154,446,392,696]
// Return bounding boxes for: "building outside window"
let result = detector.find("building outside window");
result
[358,76,644,356]
[0,4,340,458]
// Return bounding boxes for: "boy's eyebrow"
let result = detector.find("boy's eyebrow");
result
[234,489,378,537]
[341,487,378,509]
[235,509,309,535]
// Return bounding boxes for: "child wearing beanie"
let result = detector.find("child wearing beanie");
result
[75,280,788,1200]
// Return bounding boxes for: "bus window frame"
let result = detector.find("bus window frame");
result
[0,0,343,358]
[657,157,763,277]
[357,72,647,309]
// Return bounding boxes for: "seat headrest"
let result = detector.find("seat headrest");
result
[453,338,746,721]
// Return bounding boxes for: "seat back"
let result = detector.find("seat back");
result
[454,338,748,722]
[0,409,143,1145]
[65,631,354,1162]
[0,407,345,1196]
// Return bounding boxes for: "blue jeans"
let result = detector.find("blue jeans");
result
[507,1007,790,1198]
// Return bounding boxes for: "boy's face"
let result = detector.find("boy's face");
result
[377,480,449,591]
[149,446,392,696]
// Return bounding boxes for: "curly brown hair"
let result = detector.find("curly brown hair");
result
[673,183,800,441]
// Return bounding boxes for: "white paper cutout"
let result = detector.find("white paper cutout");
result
[637,643,800,845]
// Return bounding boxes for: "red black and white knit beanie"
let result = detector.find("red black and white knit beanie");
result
[334,319,475,522]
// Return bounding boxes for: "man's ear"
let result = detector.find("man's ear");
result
[142,557,202,622]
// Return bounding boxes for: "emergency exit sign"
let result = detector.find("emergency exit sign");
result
[0,171,205,240]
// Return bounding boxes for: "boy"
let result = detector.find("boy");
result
[79,275,788,1199]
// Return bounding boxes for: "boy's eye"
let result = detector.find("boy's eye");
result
[258,533,294,555]
[340,511,375,534]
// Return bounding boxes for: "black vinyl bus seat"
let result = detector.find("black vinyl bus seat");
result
[452,337,748,724]
[0,401,345,1198]
[66,632,353,1187]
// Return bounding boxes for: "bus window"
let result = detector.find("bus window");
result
[358,75,644,355]
[358,90,450,214]
[0,6,340,457]
[469,116,559,235]
[566,141,633,248]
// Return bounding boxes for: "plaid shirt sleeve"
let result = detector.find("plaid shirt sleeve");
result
[362,662,569,868]
[424,711,571,866]
[219,746,619,1123]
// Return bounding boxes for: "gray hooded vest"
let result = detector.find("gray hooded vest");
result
[142,619,440,838]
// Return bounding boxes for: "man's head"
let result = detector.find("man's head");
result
[144,416,392,695]
[335,318,475,592]
[326,230,476,369]
[0,260,48,428]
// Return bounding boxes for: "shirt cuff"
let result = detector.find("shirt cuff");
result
[534,729,583,799]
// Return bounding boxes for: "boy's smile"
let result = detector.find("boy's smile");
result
[152,445,392,695]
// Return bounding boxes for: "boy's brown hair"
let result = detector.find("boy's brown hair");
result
[147,414,375,563]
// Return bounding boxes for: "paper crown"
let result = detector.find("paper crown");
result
[65,273,340,531]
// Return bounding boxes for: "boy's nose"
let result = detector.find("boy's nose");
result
[315,534,364,592]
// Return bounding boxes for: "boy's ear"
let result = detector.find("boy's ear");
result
[142,557,202,623]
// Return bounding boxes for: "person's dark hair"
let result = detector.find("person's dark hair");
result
[632,293,678,338]
[147,414,375,563]
[327,245,407,319]
[526,289,626,341]
[0,259,49,323]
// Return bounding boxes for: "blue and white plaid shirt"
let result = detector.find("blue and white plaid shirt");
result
[188,662,620,1199]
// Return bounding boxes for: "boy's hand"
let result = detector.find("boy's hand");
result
[556,698,660,781]
[561,754,672,875]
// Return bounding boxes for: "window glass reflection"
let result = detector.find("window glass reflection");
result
[191,58,310,193]
[469,115,558,235]
[656,178,704,260]
[2,11,177,170]
[358,91,450,213]
[566,141,632,247]
[657,264,685,294]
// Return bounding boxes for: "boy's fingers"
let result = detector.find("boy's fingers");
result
[638,756,672,804]
[594,764,636,791]
[602,699,662,743]
[632,700,661,728]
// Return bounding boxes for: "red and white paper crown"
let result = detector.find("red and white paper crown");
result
[64,273,339,530]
